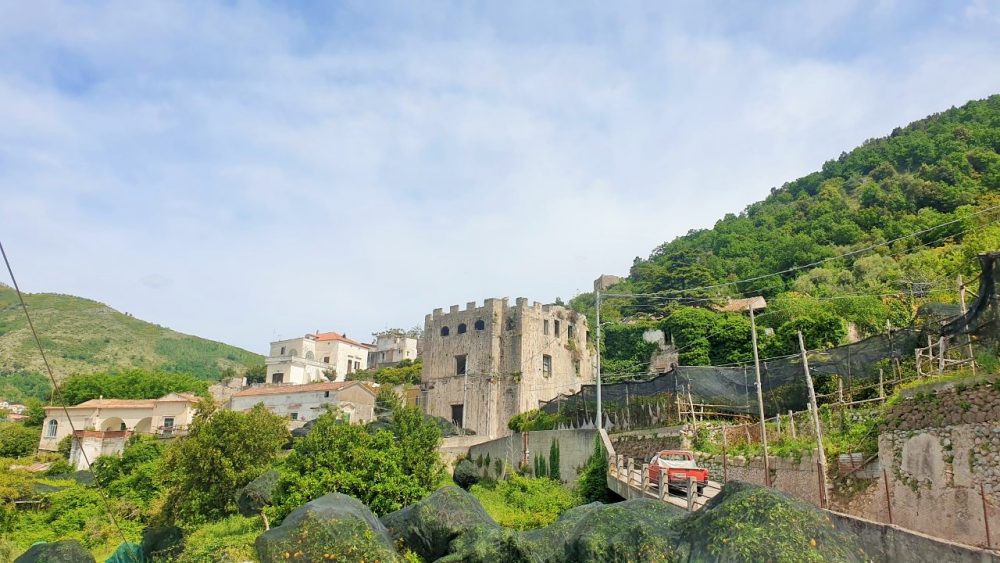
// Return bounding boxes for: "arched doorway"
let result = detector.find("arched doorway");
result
[134,417,153,434]
[100,417,126,432]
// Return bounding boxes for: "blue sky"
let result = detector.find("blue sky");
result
[1,0,999,353]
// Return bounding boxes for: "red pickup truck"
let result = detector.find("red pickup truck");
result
[647,450,708,496]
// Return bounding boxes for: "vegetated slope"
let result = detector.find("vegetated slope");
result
[574,95,1000,370]
[0,284,261,385]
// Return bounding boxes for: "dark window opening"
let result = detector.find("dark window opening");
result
[271,372,284,384]
[441,326,450,336]
[555,320,561,337]
[280,346,286,355]
[474,319,485,331]
[542,355,552,377]
[451,404,464,427]
[506,317,515,331]
[456,354,467,376]
[544,320,550,335]
[458,323,467,334]
[323,356,330,363]
[568,325,575,339]
[574,360,581,375]
[290,412,298,421]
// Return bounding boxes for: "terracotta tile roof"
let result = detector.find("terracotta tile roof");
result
[313,331,373,349]
[713,296,767,313]
[232,381,375,398]
[46,393,200,411]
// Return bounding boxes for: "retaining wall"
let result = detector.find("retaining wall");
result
[466,428,597,485]
[828,510,1000,563]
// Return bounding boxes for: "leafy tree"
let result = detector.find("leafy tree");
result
[375,386,403,414]
[22,399,46,427]
[243,363,266,385]
[56,369,209,406]
[272,412,427,518]
[387,404,444,490]
[348,359,423,386]
[159,404,288,525]
[0,422,39,458]
[507,409,566,432]
[453,459,480,490]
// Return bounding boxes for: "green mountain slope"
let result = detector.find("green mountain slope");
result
[574,94,1000,374]
[0,284,262,392]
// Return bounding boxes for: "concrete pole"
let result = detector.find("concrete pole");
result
[799,331,828,508]
[749,305,770,486]
[596,290,602,431]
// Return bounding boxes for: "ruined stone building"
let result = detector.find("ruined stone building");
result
[421,298,593,439]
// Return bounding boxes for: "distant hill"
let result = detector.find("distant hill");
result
[0,284,262,394]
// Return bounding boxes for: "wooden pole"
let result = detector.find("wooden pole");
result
[722,424,729,483]
[883,468,894,525]
[878,369,885,402]
[938,336,946,373]
[749,305,771,486]
[959,275,977,376]
[799,331,828,508]
[981,482,992,549]
[788,410,796,438]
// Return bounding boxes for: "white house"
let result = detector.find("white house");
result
[266,331,373,385]
[369,329,421,369]
[229,381,377,427]
[38,393,200,469]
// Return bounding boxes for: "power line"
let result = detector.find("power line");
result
[0,240,139,562]
[601,203,1000,298]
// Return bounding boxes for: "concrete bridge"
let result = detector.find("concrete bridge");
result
[599,429,722,511]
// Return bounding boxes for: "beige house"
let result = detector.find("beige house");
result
[421,298,592,439]
[266,331,373,385]
[38,393,200,469]
[229,381,377,427]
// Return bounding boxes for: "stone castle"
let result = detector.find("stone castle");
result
[421,297,593,439]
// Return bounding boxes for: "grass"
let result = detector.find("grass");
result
[0,285,261,386]
[469,475,581,530]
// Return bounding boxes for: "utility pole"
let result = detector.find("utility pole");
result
[799,331,828,508]
[595,290,603,431]
[959,274,977,376]
[749,304,770,486]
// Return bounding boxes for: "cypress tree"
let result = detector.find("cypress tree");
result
[549,439,561,481]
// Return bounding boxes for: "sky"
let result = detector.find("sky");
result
[1,1,999,353]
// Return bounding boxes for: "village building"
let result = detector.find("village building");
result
[421,298,593,439]
[266,331,373,384]
[229,381,377,427]
[593,274,623,292]
[37,393,200,470]
[369,329,421,369]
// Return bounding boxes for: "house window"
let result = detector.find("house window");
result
[555,320,561,337]
[272,372,284,384]
[544,320,549,335]
[45,419,58,438]
[290,413,298,421]
[441,326,450,336]
[451,404,464,427]
[163,417,175,428]
[458,323,467,334]
[323,356,330,363]
[475,319,485,331]
[542,355,552,377]
[120,422,127,431]
[574,360,581,376]
[324,391,330,398]
[456,354,467,376]
[568,325,575,339]
[280,346,286,355]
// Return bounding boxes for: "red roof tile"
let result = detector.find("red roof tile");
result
[313,331,372,349]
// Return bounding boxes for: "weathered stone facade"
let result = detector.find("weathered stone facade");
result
[421,298,592,438]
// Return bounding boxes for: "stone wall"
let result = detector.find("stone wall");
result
[877,376,1000,549]
[695,451,828,506]
[609,427,684,460]
[466,428,598,485]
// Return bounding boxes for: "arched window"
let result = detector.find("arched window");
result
[305,351,315,360]
[289,348,298,357]
[457,323,467,334]
[440,326,450,336]
[474,319,485,331]
[46,419,58,438]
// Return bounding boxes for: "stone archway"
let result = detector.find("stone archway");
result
[100,417,126,432]
[134,417,153,434]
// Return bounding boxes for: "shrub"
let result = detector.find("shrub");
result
[470,474,580,529]
[576,436,614,503]
[453,460,480,490]
[0,423,39,458]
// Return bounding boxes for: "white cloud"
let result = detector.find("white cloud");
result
[0,1,998,352]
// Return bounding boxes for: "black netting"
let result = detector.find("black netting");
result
[541,329,919,429]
